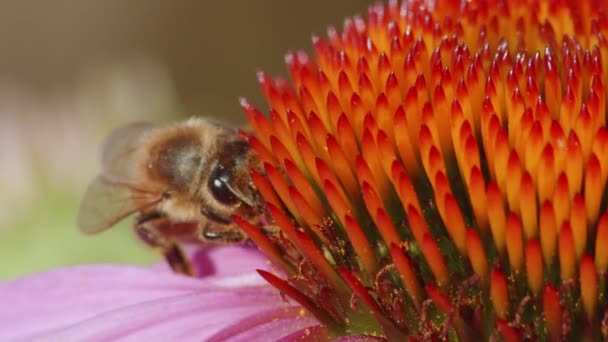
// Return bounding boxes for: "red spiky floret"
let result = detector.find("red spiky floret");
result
[236,0,608,339]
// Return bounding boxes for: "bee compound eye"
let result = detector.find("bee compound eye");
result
[208,165,239,206]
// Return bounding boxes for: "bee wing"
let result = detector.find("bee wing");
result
[100,121,158,183]
[78,175,163,234]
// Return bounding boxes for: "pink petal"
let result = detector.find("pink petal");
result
[156,244,276,277]
[41,286,316,341]
[0,246,311,341]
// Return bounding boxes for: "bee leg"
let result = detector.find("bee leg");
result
[201,222,247,244]
[134,213,194,277]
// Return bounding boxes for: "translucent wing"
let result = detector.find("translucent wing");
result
[79,121,163,234]
[77,175,162,234]
[100,121,158,183]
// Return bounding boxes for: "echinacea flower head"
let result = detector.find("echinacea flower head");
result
[236,0,608,340]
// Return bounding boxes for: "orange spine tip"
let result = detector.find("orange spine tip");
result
[316,157,347,202]
[270,111,299,161]
[432,172,450,219]
[375,208,401,248]
[506,213,524,273]
[375,95,393,143]
[451,101,465,167]
[258,72,285,116]
[289,186,324,234]
[295,133,322,186]
[257,270,334,325]
[570,194,587,260]
[468,166,489,233]
[323,179,351,226]
[362,129,388,196]
[377,53,392,91]
[284,159,325,218]
[574,108,593,162]
[358,73,375,111]
[418,125,437,179]
[376,129,397,177]
[349,93,367,139]
[592,128,608,180]
[464,127,482,173]
[361,180,383,219]
[496,319,521,342]
[250,169,282,211]
[544,54,562,118]
[404,88,422,151]
[427,147,446,188]
[444,193,468,256]
[336,114,360,168]
[307,112,332,161]
[339,267,399,336]
[566,132,583,198]
[483,114,501,178]
[425,284,453,315]
[363,114,379,136]
[466,228,488,281]
[538,144,555,204]
[232,216,292,272]
[542,284,562,340]
[595,213,608,274]
[390,161,420,213]
[270,136,296,170]
[385,73,401,112]
[553,173,570,228]
[295,229,343,289]
[580,254,598,322]
[520,172,538,240]
[389,243,422,308]
[264,163,300,221]
[356,157,380,196]
[515,111,533,164]
[490,268,509,319]
[421,233,449,287]
[506,151,523,214]
[286,110,313,150]
[406,205,430,248]
[493,130,510,191]
[394,106,420,176]
[559,222,576,281]
[487,182,507,255]
[266,203,301,251]
[326,134,359,198]
[249,135,276,166]
[432,86,453,155]
[560,85,576,132]
[240,98,273,147]
[525,239,543,296]
[344,214,377,277]
[539,201,557,267]
[299,87,321,125]
[326,91,344,132]
[584,154,602,224]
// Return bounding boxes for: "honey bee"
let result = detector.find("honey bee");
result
[78,117,264,275]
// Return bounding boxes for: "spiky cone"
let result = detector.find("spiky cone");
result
[236,0,608,340]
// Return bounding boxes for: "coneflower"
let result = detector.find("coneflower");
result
[234,0,608,339]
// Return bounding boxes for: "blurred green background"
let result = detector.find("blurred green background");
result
[0,0,371,280]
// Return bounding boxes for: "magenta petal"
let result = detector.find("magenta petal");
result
[205,306,318,341]
[41,286,316,341]
[156,244,276,277]
[0,246,316,341]
[0,265,205,340]
[276,324,330,341]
